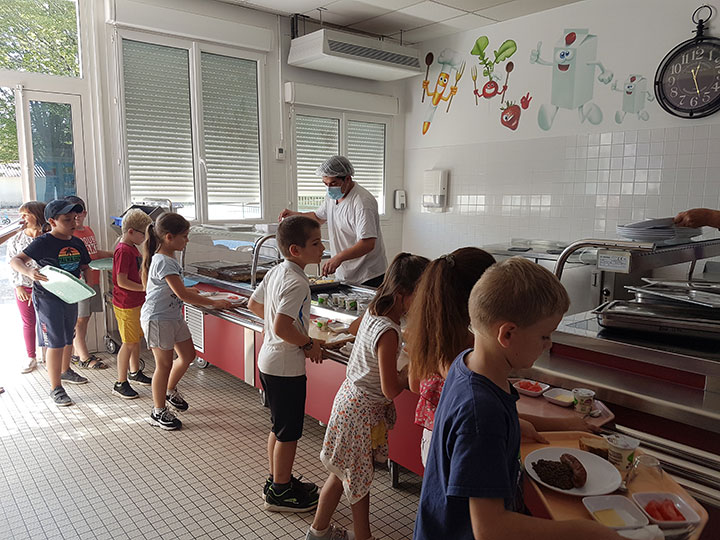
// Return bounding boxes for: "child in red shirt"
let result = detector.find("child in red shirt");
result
[65,196,113,369]
[111,209,153,399]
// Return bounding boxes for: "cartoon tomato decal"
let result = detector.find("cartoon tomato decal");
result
[500,93,532,131]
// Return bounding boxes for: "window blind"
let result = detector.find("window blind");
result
[122,39,195,219]
[201,52,261,220]
[347,120,385,214]
[295,115,339,212]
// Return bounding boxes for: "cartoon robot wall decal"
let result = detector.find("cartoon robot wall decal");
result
[612,74,654,123]
[529,28,613,130]
[421,48,464,135]
[470,36,517,101]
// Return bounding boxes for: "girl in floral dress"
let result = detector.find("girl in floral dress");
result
[306,253,429,540]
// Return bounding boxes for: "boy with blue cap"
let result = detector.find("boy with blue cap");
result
[10,199,92,406]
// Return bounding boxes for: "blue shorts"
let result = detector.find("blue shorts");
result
[34,291,78,349]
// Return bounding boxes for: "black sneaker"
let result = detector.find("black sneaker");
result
[50,386,73,407]
[128,369,152,386]
[112,381,139,399]
[166,389,188,411]
[148,408,182,431]
[60,368,88,385]
[264,484,319,513]
[263,475,318,499]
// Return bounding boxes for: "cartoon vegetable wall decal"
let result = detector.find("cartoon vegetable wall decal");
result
[446,61,465,112]
[421,48,463,135]
[422,52,434,103]
[471,65,478,105]
[501,62,514,103]
[470,36,517,101]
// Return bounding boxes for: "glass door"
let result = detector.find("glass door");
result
[15,89,86,202]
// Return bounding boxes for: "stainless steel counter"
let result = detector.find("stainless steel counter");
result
[516,310,720,434]
[185,271,357,364]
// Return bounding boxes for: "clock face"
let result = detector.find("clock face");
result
[655,38,720,118]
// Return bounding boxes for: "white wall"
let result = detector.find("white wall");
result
[401,0,720,258]
[90,0,405,259]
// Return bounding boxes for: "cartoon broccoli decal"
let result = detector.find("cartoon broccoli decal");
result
[529,28,613,130]
[611,74,654,123]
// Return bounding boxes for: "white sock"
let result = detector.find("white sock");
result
[153,407,166,415]
[310,526,329,537]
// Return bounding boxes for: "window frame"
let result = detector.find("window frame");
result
[291,107,390,218]
[115,29,268,223]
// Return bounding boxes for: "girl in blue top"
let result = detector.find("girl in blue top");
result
[140,213,231,430]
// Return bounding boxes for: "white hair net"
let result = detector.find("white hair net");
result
[315,155,355,177]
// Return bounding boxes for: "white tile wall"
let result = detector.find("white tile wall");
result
[402,125,720,258]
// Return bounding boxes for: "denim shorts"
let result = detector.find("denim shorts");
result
[34,291,78,349]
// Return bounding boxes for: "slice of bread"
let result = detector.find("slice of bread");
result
[579,436,609,460]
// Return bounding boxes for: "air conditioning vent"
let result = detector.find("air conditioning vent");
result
[327,40,421,68]
[288,29,422,81]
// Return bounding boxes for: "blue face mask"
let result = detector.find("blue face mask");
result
[328,186,344,200]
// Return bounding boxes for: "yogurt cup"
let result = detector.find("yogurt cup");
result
[331,293,344,306]
[317,293,330,305]
[344,296,358,311]
[606,434,640,472]
[315,317,329,330]
[572,388,595,414]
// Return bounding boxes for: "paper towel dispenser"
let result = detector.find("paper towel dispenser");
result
[422,169,448,209]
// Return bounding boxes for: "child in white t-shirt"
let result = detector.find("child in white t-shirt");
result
[248,215,325,513]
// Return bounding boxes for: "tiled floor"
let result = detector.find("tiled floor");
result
[0,305,421,540]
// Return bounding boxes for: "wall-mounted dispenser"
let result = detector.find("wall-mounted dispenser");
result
[422,169,448,210]
[394,189,406,210]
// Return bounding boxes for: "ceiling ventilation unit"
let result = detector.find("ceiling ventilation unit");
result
[288,29,422,81]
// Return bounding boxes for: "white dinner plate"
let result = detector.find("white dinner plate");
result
[621,217,675,229]
[525,447,622,497]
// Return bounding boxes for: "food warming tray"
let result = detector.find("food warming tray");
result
[192,261,270,282]
[593,300,720,340]
[625,284,720,308]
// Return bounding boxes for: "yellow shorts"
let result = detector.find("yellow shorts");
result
[113,306,143,344]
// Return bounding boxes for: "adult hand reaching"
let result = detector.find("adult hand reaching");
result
[321,255,342,277]
[278,208,296,222]
[674,208,720,229]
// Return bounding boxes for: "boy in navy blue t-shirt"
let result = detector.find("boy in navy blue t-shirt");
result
[414,258,620,540]
[10,199,92,407]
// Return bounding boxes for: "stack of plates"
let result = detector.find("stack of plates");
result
[616,218,701,243]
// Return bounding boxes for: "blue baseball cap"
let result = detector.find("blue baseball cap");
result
[44,199,84,220]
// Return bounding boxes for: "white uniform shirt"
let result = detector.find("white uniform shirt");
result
[251,260,311,377]
[345,312,401,402]
[315,183,387,284]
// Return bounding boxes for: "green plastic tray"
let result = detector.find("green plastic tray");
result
[38,266,96,304]
[89,258,113,271]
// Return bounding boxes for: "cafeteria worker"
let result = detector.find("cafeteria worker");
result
[279,155,387,287]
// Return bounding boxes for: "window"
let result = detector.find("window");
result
[295,113,386,214]
[0,0,81,77]
[120,36,262,221]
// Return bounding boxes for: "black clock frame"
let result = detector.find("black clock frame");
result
[654,35,720,118]
[655,6,720,119]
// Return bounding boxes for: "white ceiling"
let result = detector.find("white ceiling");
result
[216,0,583,44]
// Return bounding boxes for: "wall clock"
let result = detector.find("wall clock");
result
[655,5,720,118]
